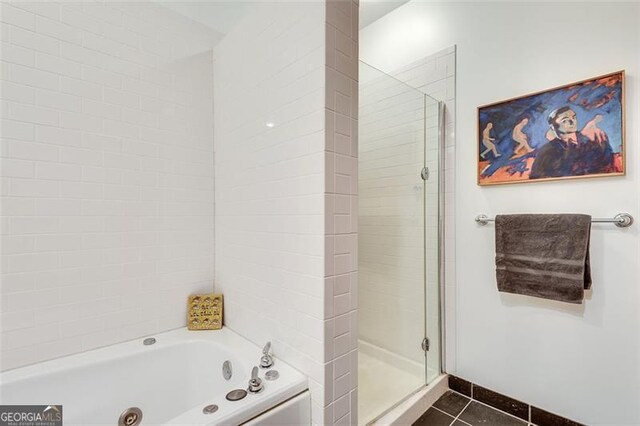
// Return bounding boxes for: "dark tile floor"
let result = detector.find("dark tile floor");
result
[413,390,532,426]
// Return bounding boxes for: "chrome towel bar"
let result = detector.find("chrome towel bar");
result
[475,213,634,228]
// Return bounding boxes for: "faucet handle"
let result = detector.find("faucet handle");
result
[248,366,263,393]
[260,342,274,368]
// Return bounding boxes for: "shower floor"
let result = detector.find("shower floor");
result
[358,340,426,425]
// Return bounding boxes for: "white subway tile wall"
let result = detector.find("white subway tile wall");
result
[0,1,218,370]
[213,2,329,424]
[358,66,427,365]
[324,1,359,425]
[385,47,457,373]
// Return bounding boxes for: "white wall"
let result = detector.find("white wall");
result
[213,1,326,423]
[0,1,359,423]
[0,1,217,371]
[361,2,640,424]
[214,1,359,424]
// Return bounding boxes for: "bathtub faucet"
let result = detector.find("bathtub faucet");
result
[260,342,273,368]
[248,366,264,393]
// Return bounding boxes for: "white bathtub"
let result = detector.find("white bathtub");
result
[0,327,309,425]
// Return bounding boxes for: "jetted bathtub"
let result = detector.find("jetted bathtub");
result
[0,327,310,425]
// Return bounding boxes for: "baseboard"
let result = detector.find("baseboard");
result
[448,375,584,426]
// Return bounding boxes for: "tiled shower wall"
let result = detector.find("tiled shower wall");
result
[383,47,457,372]
[0,1,217,370]
[357,46,456,372]
[392,47,456,373]
[323,0,359,424]
[358,68,429,365]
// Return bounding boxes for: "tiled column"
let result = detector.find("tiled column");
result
[322,1,359,424]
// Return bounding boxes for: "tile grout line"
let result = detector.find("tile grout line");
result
[429,405,463,425]
[452,377,581,425]
[428,390,473,426]
[449,399,473,426]
[447,389,528,425]
[470,396,529,424]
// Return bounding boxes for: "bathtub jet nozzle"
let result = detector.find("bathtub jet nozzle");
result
[118,407,142,426]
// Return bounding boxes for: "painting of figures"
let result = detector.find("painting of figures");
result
[478,71,625,185]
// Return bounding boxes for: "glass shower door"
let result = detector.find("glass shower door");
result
[358,61,431,425]
[424,96,442,384]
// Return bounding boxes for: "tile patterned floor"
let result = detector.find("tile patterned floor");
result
[413,390,532,426]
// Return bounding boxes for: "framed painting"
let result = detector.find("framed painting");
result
[477,71,625,186]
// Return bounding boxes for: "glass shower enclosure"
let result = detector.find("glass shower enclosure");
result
[358,61,443,425]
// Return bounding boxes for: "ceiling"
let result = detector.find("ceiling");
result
[157,0,410,40]
[359,0,410,29]
[156,1,253,36]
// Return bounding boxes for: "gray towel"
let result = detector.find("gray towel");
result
[495,214,591,304]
